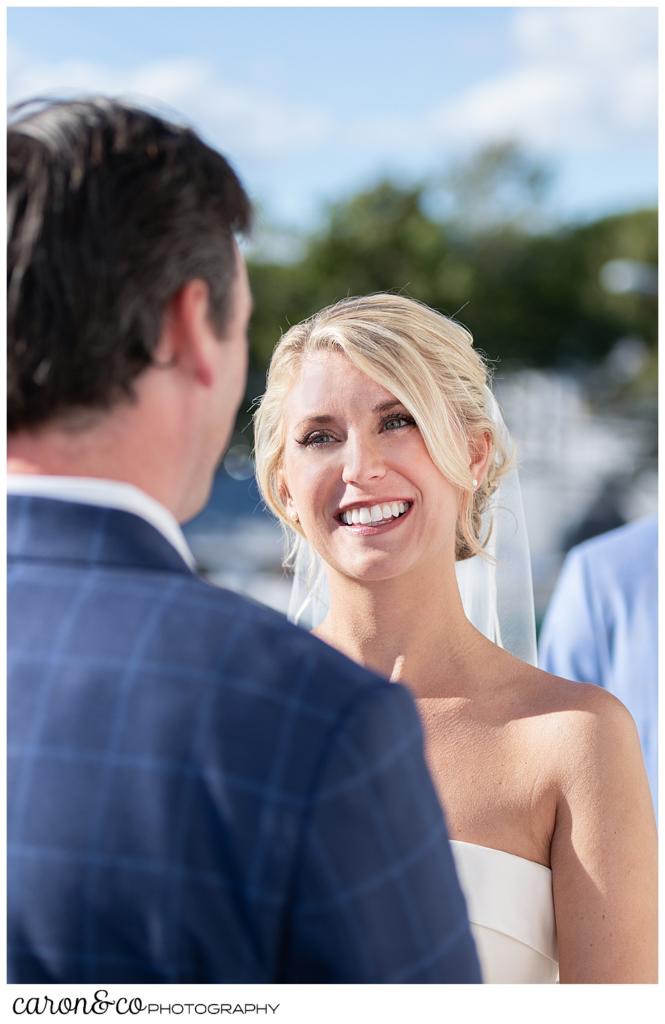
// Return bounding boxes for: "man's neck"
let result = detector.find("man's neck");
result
[8,415,186,520]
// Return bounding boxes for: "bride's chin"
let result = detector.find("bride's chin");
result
[334,555,410,585]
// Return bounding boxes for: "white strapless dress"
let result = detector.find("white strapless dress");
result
[450,840,559,983]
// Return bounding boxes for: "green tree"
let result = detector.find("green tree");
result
[245,145,656,399]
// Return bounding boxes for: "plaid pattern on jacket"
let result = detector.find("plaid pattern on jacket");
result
[8,495,480,984]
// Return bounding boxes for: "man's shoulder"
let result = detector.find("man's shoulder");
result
[548,519,656,621]
[570,518,657,580]
[162,574,394,712]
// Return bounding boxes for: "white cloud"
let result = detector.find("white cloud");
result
[513,6,654,71]
[7,41,332,160]
[426,7,657,154]
[428,68,584,151]
[337,7,657,161]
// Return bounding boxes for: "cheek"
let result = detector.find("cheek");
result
[398,437,455,498]
[394,430,436,471]
[282,451,336,515]
[412,449,460,519]
[428,478,461,538]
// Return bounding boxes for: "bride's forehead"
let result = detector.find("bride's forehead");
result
[289,350,395,405]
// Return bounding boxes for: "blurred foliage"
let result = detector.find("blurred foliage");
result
[246,143,657,410]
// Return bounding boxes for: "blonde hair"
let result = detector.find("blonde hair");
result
[253,293,512,563]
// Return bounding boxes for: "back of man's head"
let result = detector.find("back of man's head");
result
[8,96,252,433]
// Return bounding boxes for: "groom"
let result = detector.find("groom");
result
[7,97,480,984]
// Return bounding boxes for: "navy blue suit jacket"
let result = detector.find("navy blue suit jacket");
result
[8,495,480,984]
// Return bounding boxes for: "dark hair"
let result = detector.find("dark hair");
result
[8,96,252,431]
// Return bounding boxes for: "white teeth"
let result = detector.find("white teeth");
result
[340,501,412,526]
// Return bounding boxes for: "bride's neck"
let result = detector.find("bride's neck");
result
[315,561,487,697]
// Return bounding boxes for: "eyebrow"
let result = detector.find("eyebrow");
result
[294,399,404,431]
[372,399,403,413]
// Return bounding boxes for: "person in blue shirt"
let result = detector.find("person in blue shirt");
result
[539,517,657,813]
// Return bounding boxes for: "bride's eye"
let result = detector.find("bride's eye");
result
[382,413,415,432]
[297,430,336,447]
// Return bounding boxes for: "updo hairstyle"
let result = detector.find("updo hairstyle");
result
[253,293,512,562]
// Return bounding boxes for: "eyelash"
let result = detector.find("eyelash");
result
[297,413,416,448]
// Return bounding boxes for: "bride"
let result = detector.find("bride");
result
[252,293,657,983]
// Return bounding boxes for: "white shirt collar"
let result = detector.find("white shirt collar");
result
[7,475,196,571]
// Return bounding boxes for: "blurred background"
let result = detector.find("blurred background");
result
[9,5,657,627]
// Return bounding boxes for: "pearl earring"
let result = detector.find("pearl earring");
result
[472,479,478,490]
[289,508,299,522]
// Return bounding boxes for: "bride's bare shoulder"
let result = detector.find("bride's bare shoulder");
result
[517,664,641,787]
[520,662,627,718]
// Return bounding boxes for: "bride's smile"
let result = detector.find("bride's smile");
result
[280,349,466,584]
[335,498,413,531]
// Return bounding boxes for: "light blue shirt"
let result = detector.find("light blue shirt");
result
[539,518,658,814]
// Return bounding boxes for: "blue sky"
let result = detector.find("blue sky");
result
[8,6,658,242]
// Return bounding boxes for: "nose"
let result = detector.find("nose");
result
[341,432,387,485]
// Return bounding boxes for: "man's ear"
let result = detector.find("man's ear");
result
[157,279,217,388]
[469,430,492,486]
